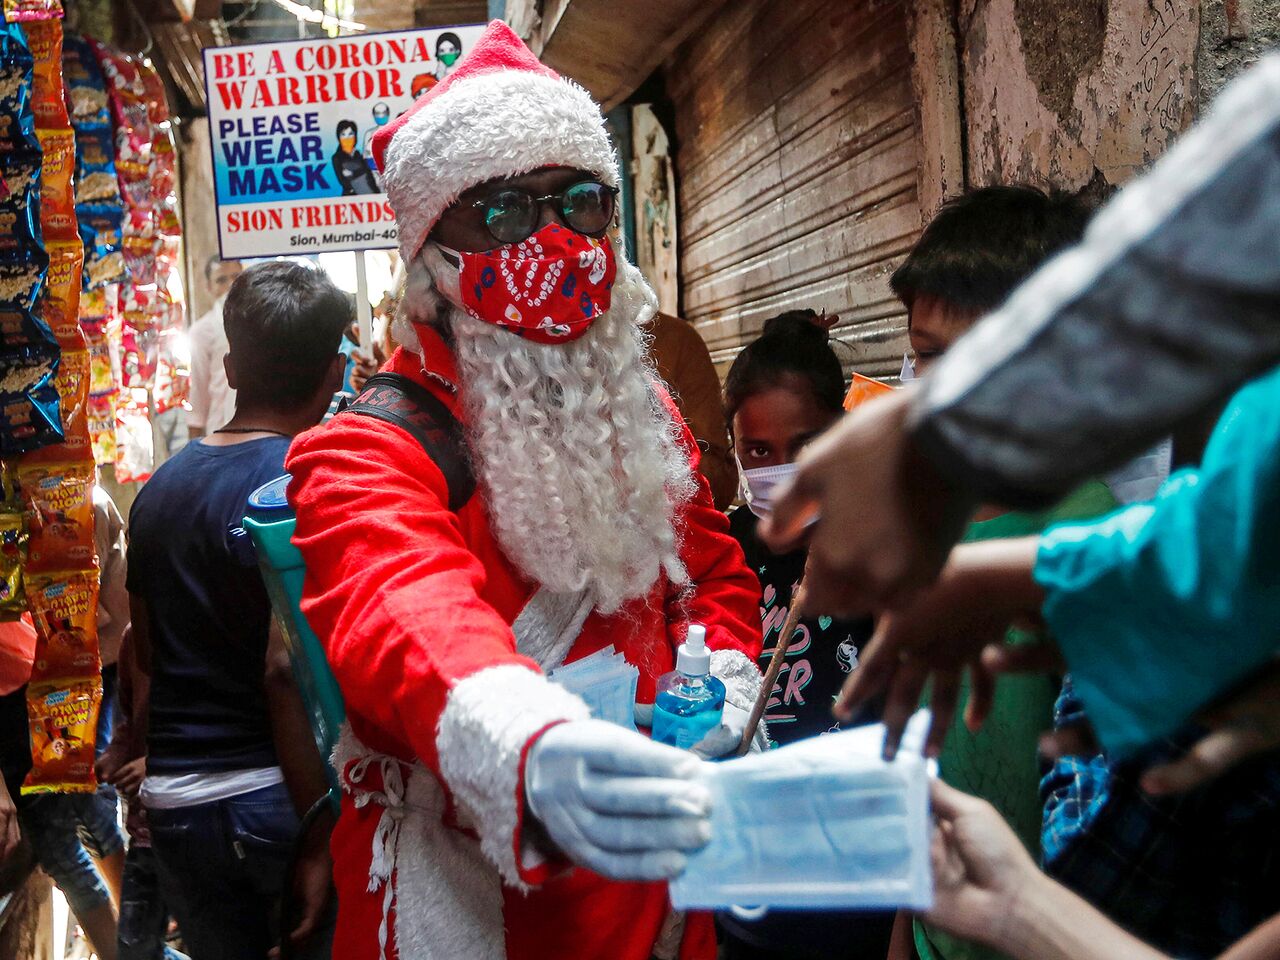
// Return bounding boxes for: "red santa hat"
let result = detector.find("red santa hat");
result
[372,20,621,261]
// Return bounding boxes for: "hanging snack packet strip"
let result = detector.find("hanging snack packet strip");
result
[0,21,61,456]
[64,34,122,291]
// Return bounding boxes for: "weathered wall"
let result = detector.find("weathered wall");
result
[666,0,919,377]
[961,0,1199,190]
[1198,0,1280,107]
[178,120,221,324]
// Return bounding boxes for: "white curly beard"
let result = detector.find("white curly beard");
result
[401,242,696,614]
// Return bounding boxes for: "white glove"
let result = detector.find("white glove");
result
[633,701,768,760]
[524,719,711,881]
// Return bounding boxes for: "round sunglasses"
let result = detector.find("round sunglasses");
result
[468,179,618,245]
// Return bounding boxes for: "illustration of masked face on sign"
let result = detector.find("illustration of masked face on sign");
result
[331,119,379,197]
[435,32,463,80]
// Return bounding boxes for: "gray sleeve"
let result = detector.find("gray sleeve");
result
[909,54,1280,509]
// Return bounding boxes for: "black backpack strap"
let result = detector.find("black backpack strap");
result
[339,373,475,512]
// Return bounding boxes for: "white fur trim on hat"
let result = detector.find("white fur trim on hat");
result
[435,663,591,889]
[383,70,621,260]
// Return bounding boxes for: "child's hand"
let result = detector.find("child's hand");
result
[349,351,380,394]
[111,757,146,800]
[834,537,1045,758]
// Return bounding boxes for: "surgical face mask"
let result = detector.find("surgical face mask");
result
[669,711,934,914]
[439,48,460,66]
[339,135,356,153]
[900,351,917,382]
[737,456,798,520]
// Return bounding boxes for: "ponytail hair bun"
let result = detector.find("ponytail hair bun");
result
[725,308,845,420]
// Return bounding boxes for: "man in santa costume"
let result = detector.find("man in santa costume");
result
[285,20,766,960]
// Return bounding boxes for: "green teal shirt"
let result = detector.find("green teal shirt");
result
[916,481,1117,960]
[1035,366,1280,758]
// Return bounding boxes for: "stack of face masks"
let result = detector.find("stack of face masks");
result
[547,646,639,731]
[670,711,934,913]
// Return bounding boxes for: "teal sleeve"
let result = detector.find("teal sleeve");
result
[1033,366,1280,758]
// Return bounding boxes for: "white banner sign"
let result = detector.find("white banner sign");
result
[203,25,485,259]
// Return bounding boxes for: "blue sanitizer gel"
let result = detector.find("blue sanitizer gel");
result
[652,624,725,750]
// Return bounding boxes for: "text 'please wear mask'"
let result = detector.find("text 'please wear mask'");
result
[437,224,616,345]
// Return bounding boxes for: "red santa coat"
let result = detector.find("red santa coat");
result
[286,327,763,960]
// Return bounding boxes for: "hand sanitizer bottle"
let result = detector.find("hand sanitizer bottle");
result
[652,624,726,750]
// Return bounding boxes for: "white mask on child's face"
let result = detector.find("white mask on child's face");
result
[736,457,799,520]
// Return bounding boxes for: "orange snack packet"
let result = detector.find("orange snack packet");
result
[22,676,101,795]
[40,239,83,348]
[842,371,895,411]
[35,129,77,243]
[18,347,90,463]
[25,19,69,129]
[17,459,95,573]
[26,569,98,682]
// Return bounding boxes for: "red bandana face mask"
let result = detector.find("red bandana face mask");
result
[441,224,617,344]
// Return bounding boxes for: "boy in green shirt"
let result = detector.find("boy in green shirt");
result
[887,186,1116,960]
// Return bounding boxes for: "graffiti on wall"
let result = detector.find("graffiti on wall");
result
[963,0,1198,189]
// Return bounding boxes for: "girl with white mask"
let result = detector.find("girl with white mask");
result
[720,310,894,960]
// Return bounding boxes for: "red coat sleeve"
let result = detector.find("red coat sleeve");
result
[286,413,589,888]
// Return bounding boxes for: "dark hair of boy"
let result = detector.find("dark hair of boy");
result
[222,260,352,412]
[336,119,357,139]
[723,310,845,422]
[437,32,462,53]
[890,184,1092,319]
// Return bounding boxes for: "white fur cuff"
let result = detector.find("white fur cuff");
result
[436,663,591,888]
[710,648,765,713]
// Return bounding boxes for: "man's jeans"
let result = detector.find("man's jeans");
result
[148,782,301,960]
[118,844,189,960]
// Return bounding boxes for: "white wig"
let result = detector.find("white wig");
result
[401,238,695,614]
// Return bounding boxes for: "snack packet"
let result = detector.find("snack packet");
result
[0,376,59,454]
[24,19,68,129]
[0,504,26,619]
[26,569,98,682]
[22,346,87,462]
[3,0,63,23]
[0,197,40,258]
[39,238,80,347]
[86,393,113,465]
[0,303,55,350]
[0,245,49,307]
[90,40,149,134]
[113,393,151,483]
[0,24,36,160]
[17,458,93,572]
[72,124,117,203]
[0,339,57,395]
[36,127,75,242]
[62,34,109,127]
[22,676,100,795]
[77,205,122,288]
[0,147,39,211]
